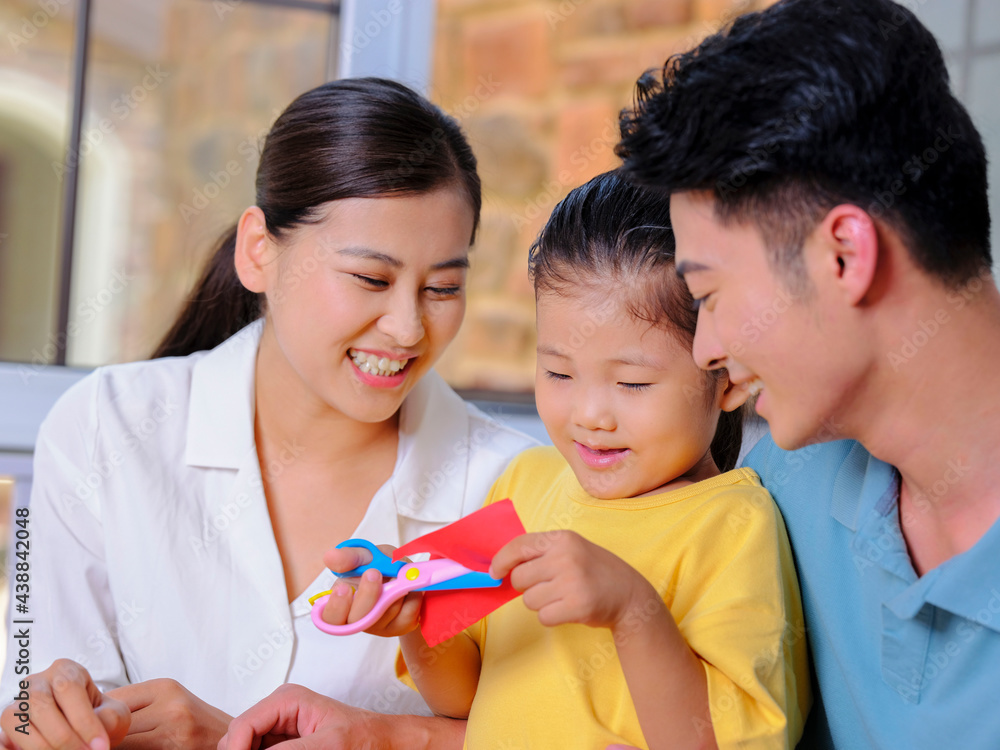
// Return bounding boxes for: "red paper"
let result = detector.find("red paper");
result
[394,499,525,647]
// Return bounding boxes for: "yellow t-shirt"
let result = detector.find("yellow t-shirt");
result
[450,446,809,749]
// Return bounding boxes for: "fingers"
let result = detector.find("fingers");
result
[104,682,153,713]
[489,533,552,581]
[93,699,130,746]
[220,685,316,750]
[320,582,355,626]
[29,660,111,750]
[322,546,373,575]
[368,591,423,637]
[347,569,384,624]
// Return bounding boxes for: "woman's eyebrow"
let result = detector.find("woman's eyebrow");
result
[337,246,469,271]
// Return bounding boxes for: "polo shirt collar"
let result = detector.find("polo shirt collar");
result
[843,450,1000,634]
[185,319,262,469]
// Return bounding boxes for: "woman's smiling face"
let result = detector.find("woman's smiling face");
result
[253,187,475,423]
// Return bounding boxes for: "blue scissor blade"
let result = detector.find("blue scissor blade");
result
[419,571,503,592]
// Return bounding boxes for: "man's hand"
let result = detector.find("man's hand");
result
[218,684,390,750]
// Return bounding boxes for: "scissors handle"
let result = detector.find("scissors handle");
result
[334,538,404,578]
[311,558,479,635]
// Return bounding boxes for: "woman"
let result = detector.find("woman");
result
[0,78,535,750]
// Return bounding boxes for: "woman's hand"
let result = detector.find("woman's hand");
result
[490,530,658,630]
[105,679,230,750]
[0,659,130,750]
[319,546,423,638]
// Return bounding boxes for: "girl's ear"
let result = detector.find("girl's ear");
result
[715,370,751,413]
[234,206,275,293]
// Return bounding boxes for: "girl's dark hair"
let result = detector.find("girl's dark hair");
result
[529,170,745,473]
[153,77,481,359]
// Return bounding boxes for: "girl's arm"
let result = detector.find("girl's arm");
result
[611,589,717,750]
[490,531,718,750]
[321,549,484,719]
[398,627,482,719]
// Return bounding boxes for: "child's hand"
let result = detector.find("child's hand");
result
[490,531,658,631]
[319,545,423,637]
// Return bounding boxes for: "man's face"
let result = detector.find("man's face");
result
[670,190,853,450]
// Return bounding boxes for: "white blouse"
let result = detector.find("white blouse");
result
[0,320,536,716]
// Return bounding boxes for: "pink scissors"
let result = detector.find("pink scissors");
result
[311,538,501,635]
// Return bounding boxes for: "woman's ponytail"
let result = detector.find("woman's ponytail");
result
[151,226,262,358]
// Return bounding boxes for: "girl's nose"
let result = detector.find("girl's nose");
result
[573,389,616,432]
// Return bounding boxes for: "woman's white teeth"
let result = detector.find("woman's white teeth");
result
[746,378,764,396]
[349,349,406,377]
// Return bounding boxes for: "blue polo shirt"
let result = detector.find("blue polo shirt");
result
[744,434,1000,749]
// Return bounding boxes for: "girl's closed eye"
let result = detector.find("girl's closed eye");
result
[619,382,651,392]
[543,369,571,382]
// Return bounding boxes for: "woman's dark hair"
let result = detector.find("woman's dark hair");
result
[529,170,745,473]
[617,0,990,289]
[153,77,481,358]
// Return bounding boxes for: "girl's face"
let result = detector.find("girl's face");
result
[535,284,726,500]
[254,188,475,424]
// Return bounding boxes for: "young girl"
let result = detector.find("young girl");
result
[316,171,810,749]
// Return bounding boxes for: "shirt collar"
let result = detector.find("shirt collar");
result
[184,320,476,524]
[831,441,897,531]
[185,319,262,469]
[920,518,1000,633]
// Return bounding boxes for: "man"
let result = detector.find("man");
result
[616,0,999,747]
[218,1,996,747]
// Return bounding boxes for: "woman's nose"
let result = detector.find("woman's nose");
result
[377,291,425,347]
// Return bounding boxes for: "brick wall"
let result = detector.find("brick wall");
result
[429,0,771,392]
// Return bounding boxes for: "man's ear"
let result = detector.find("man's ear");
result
[234,206,275,294]
[716,370,750,413]
[814,204,879,306]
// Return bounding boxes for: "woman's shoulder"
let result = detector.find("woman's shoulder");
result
[44,352,207,423]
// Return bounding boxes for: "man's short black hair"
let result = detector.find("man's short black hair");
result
[617,0,991,287]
